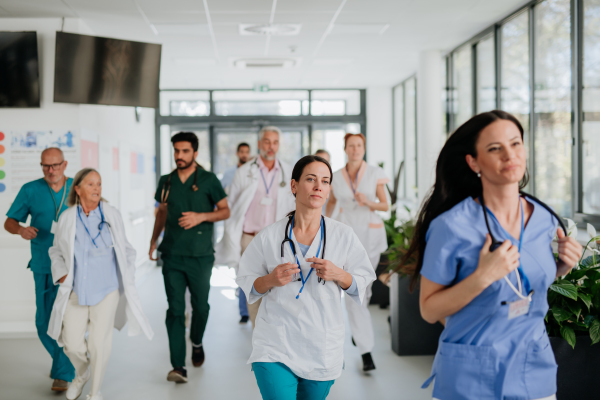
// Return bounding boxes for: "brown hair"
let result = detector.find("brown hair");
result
[344,133,366,149]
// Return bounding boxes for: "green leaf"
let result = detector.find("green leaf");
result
[586,270,600,282]
[584,314,596,326]
[551,306,573,323]
[579,293,593,310]
[567,302,582,320]
[591,320,600,345]
[550,282,578,301]
[561,325,577,349]
[581,255,600,268]
[567,268,588,281]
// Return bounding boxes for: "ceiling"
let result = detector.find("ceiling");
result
[0,0,530,89]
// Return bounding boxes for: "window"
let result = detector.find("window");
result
[310,90,361,115]
[534,0,572,216]
[213,90,308,116]
[405,78,417,200]
[311,126,350,172]
[476,34,496,113]
[501,11,531,152]
[582,0,600,214]
[160,91,210,116]
[452,44,474,127]
[393,84,404,177]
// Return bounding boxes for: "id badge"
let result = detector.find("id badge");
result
[50,221,57,234]
[260,197,273,206]
[508,298,530,320]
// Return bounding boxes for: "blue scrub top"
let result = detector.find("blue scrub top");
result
[421,196,558,400]
[6,178,73,274]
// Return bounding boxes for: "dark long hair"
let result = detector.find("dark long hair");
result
[400,110,529,290]
[287,155,333,217]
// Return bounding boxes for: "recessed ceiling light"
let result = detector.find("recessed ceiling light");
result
[239,24,301,36]
[231,58,299,69]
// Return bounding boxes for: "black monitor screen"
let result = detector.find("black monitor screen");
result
[0,31,40,108]
[54,32,161,108]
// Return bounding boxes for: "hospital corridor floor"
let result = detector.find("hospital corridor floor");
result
[0,266,434,400]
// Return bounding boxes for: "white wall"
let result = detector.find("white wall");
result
[366,87,393,180]
[0,18,156,336]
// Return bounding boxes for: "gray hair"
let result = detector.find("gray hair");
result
[258,126,281,140]
[67,168,107,207]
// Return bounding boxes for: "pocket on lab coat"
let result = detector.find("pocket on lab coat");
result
[524,333,557,398]
[432,341,498,400]
[324,325,345,369]
[253,317,287,357]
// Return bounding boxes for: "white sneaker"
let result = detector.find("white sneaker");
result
[66,368,91,400]
[86,392,103,400]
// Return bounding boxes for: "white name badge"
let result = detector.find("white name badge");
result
[50,221,57,234]
[508,298,530,320]
[260,197,273,206]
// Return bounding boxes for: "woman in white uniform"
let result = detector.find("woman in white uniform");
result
[325,133,389,371]
[236,155,376,400]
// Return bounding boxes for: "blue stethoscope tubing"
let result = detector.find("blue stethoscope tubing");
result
[77,201,111,248]
[480,191,568,297]
[281,213,327,299]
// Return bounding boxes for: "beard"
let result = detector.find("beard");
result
[260,150,276,161]
[176,159,194,170]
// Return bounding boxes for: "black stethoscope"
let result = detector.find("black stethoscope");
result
[281,213,327,298]
[161,163,202,203]
[480,191,567,252]
[480,191,568,299]
[248,157,286,188]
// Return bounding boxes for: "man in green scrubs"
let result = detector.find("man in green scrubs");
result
[150,132,230,383]
[4,147,75,392]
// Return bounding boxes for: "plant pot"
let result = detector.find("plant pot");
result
[390,273,443,356]
[550,335,600,400]
[369,253,390,308]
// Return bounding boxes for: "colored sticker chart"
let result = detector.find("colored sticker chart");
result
[0,130,5,193]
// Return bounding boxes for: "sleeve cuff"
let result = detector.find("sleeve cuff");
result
[343,276,359,296]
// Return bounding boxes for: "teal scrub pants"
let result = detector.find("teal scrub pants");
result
[33,272,75,381]
[253,362,335,400]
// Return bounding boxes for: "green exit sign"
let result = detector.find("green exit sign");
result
[254,84,269,92]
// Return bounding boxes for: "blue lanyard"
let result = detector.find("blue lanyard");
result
[289,215,323,299]
[259,168,277,195]
[77,203,106,248]
[483,197,531,295]
[346,165,359,196]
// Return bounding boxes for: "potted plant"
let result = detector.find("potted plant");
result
[383,211,444,356]
[546,221,600,400]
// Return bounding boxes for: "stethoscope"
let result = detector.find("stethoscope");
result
[281,212,327,299]
[161,162,202,203]
[480,190,567,299]
[248,157,286,188]
[76,201,111,248]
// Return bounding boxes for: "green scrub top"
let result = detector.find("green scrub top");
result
[6,177,73,274]
[154,168,227,258]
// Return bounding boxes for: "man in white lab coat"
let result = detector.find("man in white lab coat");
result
[216,126,295,327]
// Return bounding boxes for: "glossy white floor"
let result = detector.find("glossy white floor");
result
[0,266,434,400]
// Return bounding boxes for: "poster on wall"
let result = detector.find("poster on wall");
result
[7,130,79,195]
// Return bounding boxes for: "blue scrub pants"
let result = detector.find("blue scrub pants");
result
[253,362,335,400]
[239,288,249,317]
[33,272,75,381]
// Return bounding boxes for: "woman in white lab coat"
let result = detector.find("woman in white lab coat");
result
[48,168,153,400]
[325,133,389,372]
[236,155,376,400]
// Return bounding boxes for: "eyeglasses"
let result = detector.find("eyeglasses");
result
[40,161,65,170]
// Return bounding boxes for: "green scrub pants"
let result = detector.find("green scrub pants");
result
[33,272,75,381]
[253,362,335,400]
[162,254,214,368]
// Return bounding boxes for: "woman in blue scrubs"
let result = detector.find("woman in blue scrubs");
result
[400,111,582,400]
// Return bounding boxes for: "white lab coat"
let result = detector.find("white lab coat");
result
[216,157,295,271]
[236,216,376,381]
[47,203,154,346]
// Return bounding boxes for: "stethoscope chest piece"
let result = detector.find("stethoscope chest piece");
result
[280,181,286,187]
[191,184,198,192]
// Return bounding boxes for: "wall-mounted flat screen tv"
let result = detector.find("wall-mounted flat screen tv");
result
[54,32,161,108]
[0,31,40,108]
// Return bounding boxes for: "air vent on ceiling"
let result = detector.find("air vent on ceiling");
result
[239,24,301,36]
